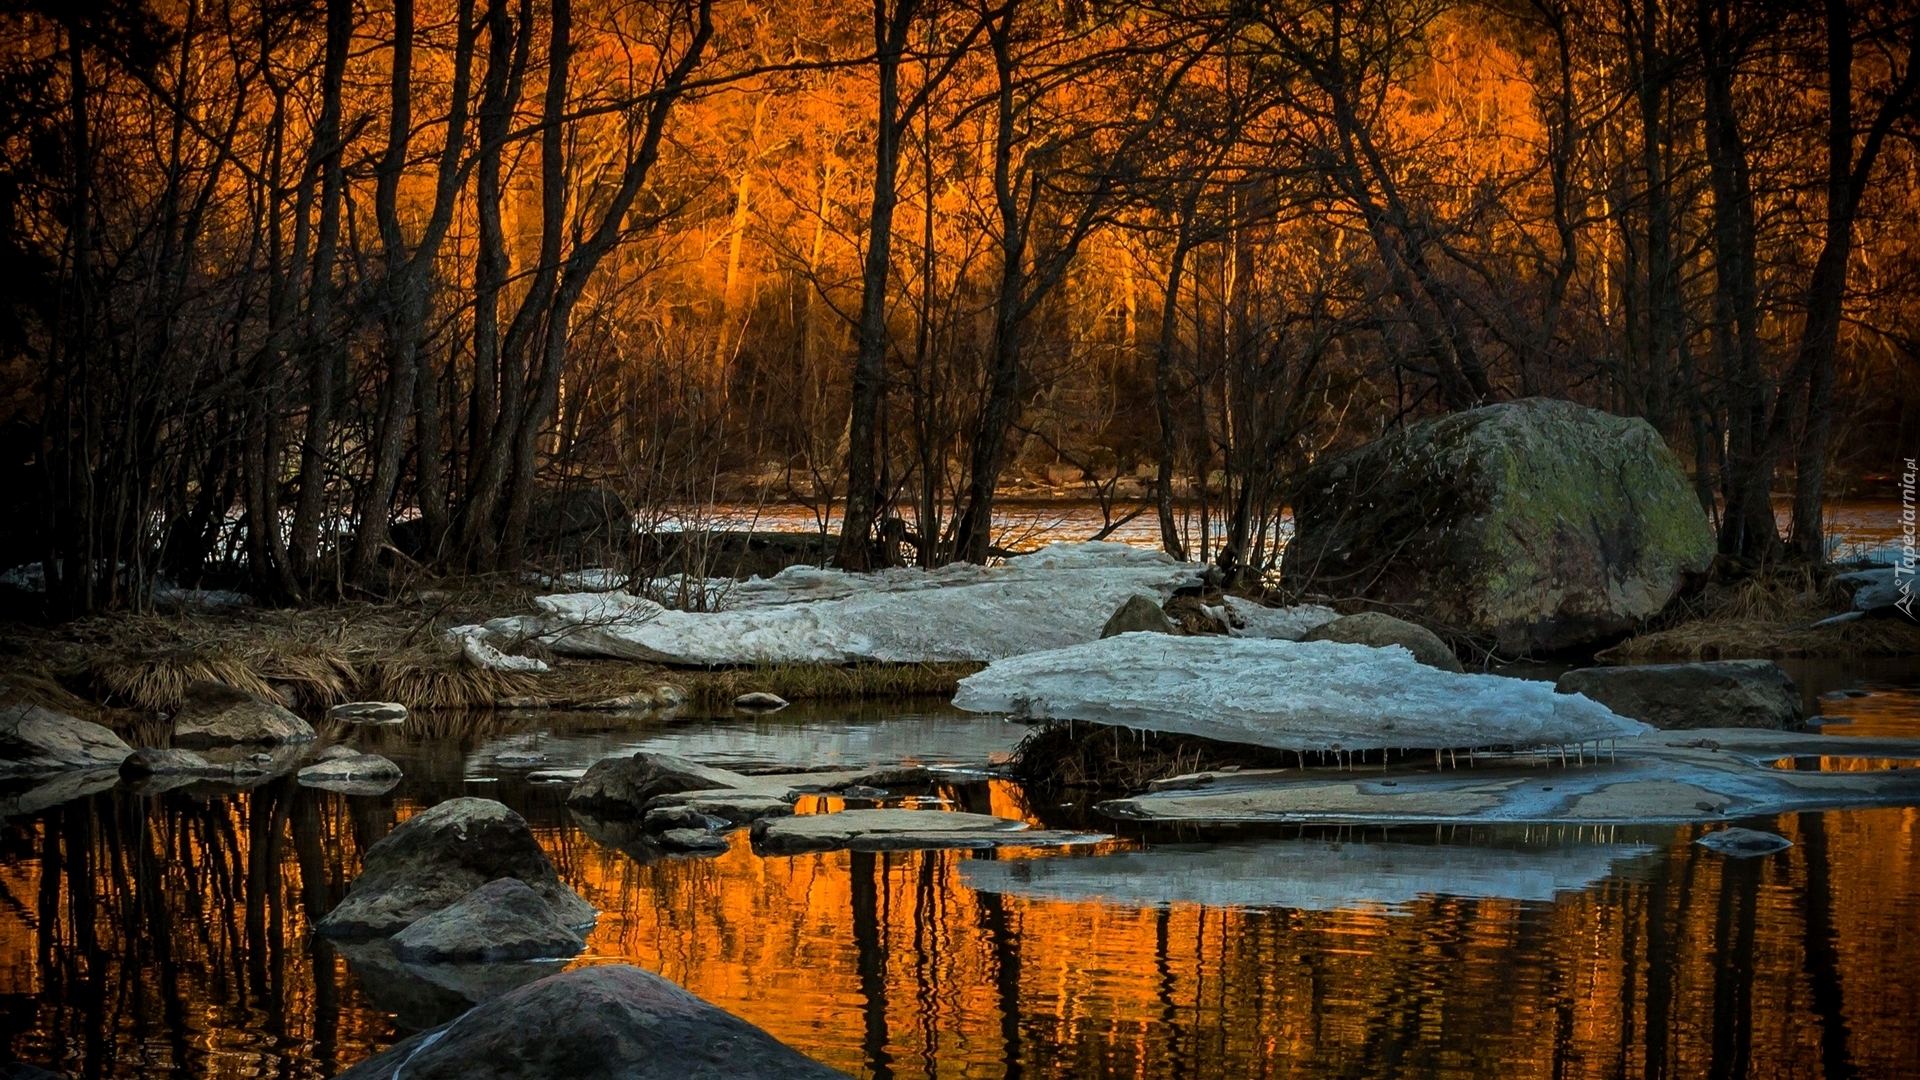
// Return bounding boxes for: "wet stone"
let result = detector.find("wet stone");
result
[733,692,789,711]
[658,828,732,854]
[1695,827,1794,857]
[390,878,586,963]
[329,701,408,724]
[171,681,314,746]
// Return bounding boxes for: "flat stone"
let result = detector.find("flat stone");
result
[329,701,408,724]
[171,681,314,746]
[390,878,586,963]
[332,965,853,1080]
[1300,612,1463,672]
[1099,730,1920,825]
[119,746,236,779]
[670,792,795,826]
[1556,661,1802,730]
[643,805,723,832]
[753,809,1106,855]
[0,703,133,775]
[315,797,595,937]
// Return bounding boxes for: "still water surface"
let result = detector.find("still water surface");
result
[5,660,1919,1079]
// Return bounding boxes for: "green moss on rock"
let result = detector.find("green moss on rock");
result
[1283,398,1714,654]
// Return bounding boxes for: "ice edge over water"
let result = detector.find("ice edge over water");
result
[953,634,1652,752]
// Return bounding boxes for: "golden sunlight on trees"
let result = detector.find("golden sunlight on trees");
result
[1,0,1915,609]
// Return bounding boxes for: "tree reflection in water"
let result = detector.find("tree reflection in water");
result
[1,775,1916,1079]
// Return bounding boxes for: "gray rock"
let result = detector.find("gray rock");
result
[1695,827,1794,857]
[1283,398,1715,654]
[390,878,586,963]
[332,964,853,1080]
[0,703,133,775]
[331,938,554,1032]
[118,746,235,779]
[579,691,659,710]
[732,691,788,711]
[170,681,314,746]
[658,828,731,854]
[328,701,408,724]
[670,792,795,826]
[566,752,750,816]
[298,752,403,794]
[314,797,595,937]
[1299,611,1464,672]
[1100,594,1177,638]
[643,805,723,832]
[314,743,361,762]
[1556,661,1801,730]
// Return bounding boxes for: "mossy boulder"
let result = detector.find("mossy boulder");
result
[1283,398,1713,654]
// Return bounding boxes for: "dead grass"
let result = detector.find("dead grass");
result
[0,586,978,730]
[1600,560,1916,662]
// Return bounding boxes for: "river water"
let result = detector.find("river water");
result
[4,659,1919,1080]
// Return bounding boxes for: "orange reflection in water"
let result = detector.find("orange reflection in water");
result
[2,783,1917,1080]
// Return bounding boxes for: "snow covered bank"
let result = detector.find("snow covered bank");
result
[963,838,1653,911]
[453,542,1200,665]
[952,634,1651,752]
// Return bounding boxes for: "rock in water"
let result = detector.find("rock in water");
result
[390,878,586,963]
[1695,827,1793,857]
[171,681,315,745]
[1299,612,1463,672]
[1556,661,1802,730]
[567,752,752,816]
[0,703,133,775]
[314,797,595,937]
[1283,398,1714,654]
[953,634,1651,753]
[732,691,789,711]
[332,964,853,1080]
[298,752,404,794]
[328,701,408,724]
[1101,594,1178,638]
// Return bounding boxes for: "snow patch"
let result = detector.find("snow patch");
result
[457,542,1200,665]
[952,634,1650,752]
[1219,596,1340,640]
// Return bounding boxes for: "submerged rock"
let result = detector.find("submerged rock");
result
[1695,827,1793,857]
[171,681,314,746]
[954,634,1649,753]
[328,701,408,725]
[1101,594,1177,638]
[567,752,752,816]
[1299,611,1463,672]
[732,691,789,711]
[0,703,132,775]
[965,837,1654,910]
[390,878,586,963]
[1556,661,1802,730]
[753,808,1103,855]
[1,768,119,819]
[314,797,595,937]
[331,938,556,1032]
[658,828,732,854]
[1283,398,1714,654]
[334,965,853,1080]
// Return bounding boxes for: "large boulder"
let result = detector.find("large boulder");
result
[1283,398,1714,654]
[566,752,750,817]
[314,797,595,937]
[0,702,132,775]
[1298,612,1463,672]
[333,964,852,1080]
[390,878,586,963]
[1556,660,1802,730]
[170,680,314,745]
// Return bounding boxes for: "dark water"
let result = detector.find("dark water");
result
[5,669,1920,1080]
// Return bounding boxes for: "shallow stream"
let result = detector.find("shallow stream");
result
[5,658,1919,1078]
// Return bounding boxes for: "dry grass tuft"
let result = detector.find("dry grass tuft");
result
[1602,559,1915,662]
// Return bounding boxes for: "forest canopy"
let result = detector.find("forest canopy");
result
[1,0,1915,612]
